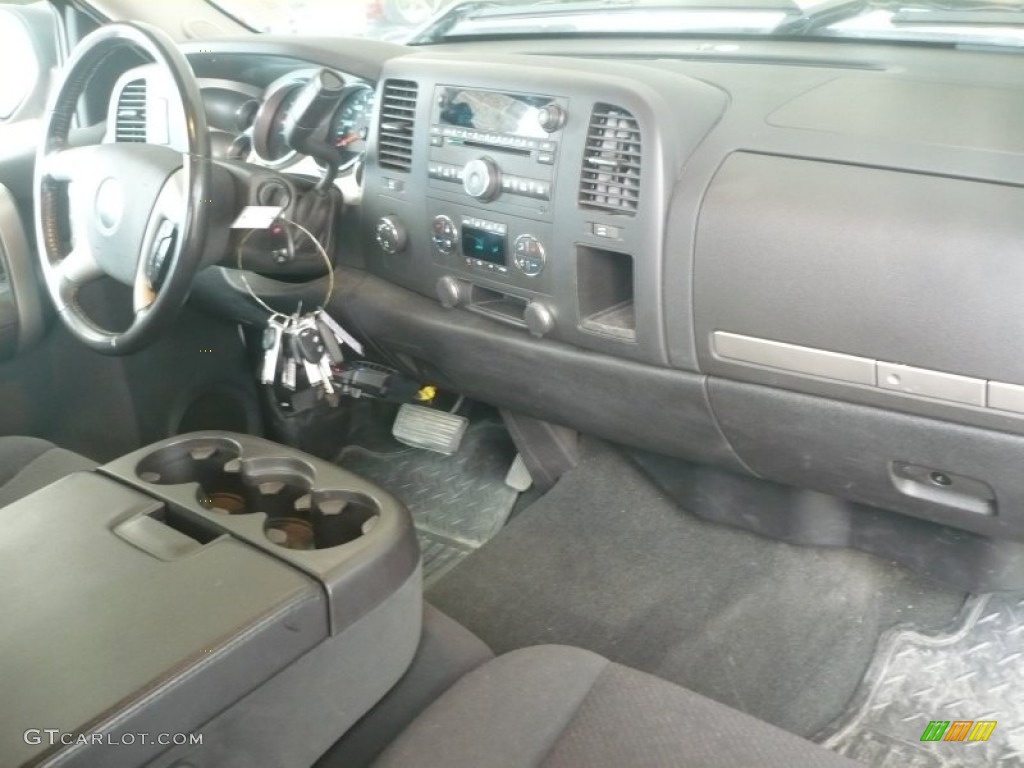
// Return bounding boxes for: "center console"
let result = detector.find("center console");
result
[1,433,420,768]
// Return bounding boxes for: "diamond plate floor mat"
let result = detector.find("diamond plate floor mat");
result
[817,593,1024,766]
[338,422,518,587]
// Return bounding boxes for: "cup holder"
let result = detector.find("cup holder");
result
[135,439,380,551]
[264,491,380,551]
[135,438,243,494]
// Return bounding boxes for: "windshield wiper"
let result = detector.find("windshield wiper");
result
[891,8,1024,25]
[409,0,803,44]
[774,0,869,34]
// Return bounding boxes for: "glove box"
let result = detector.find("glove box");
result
[1,432,421,768]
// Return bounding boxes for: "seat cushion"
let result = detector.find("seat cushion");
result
[374,645,860,768]
[0,436,97,507]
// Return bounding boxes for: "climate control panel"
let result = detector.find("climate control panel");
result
[427,212,548,282]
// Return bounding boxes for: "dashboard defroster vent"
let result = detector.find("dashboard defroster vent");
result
[115,79,147,143]
[579,104,641,215]
[377,79,418,172]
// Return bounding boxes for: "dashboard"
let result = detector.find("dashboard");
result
[159,35,1024,587]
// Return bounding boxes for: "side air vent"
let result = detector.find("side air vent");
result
[115,79,147,142]
[579,104,641,215]
[377,79,418,172]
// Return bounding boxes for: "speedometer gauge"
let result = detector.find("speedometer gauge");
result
[329,84,375,168]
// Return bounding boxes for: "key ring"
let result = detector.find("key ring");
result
[235,215,336,317]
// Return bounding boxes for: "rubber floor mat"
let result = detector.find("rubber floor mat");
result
[818,593,1024,766]
[338,422,518,587]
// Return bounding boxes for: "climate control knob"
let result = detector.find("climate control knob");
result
[462,157,500,201]
[431,215,458,254]
[512,235,546,277]
[374,216,407,254]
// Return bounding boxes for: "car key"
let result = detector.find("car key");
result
[292,321,323,388]
[260,314,286,385]
[316,313,345,365]
[295,318,333,394]
[316,309,364,356]
[280,315,298,391]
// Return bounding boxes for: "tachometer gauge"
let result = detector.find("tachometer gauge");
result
[263,86,303,162]
[252,69,324,169]
[328,84,375,170]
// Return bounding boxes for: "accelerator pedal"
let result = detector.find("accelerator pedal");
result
[392,403,468,456]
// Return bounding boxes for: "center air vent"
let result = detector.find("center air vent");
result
[377,79,418,172]
[579,104,641,215]
[115,79,147,143]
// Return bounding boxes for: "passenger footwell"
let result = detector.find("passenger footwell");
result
[818,594,1024,766]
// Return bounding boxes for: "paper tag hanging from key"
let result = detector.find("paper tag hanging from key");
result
[231,206,284,230]
[260,315,287,385]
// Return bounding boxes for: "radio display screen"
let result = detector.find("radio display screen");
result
[437,87,553,138]
[461,226,506,265]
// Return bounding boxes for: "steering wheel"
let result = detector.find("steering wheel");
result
[34,22,211,355]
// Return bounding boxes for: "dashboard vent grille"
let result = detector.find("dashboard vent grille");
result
[115,79,147,142]
[579,104,641,215]
[377,79,418,172]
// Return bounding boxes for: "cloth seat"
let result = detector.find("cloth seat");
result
[0,436,97,507]
[375,645,859,768]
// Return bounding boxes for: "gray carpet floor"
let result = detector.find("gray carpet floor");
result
[427,440,967,738]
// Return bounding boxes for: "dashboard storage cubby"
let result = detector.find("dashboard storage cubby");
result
[3,432,421,768]
[576,245,636,341]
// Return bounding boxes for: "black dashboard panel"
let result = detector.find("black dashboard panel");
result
[181,36,1024,557]
[695,152,1024,386]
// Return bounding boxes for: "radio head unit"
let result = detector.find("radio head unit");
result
[428,86,567,207]
[435,87,562,138]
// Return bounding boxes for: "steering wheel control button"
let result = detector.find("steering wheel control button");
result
[431,215,458,254]
[462,157,500,201]
[375,215,407,254]
[513,235,546,277]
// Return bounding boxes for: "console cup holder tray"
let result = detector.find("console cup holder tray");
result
[101,432,420,634]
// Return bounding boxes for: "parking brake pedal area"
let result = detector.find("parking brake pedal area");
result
[339,420,519,587]
[818,594,1024,766]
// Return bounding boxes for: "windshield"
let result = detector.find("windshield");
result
[208,0,1024,47]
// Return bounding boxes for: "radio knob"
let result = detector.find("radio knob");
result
[437,276,469,309]
[462,157,500,201]
[375,215,407,254]
[537,104,566,133]
[524,301,555,338]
